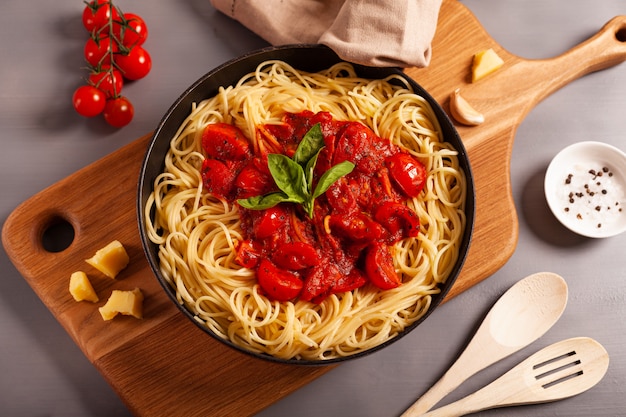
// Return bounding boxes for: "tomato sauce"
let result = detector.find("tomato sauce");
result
[201,111,427,303]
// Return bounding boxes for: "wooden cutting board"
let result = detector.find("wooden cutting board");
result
[3,1,626,416]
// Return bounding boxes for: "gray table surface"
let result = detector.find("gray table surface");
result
[1,1,625,416]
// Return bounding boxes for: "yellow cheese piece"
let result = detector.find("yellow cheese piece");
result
[85,240,129,279]
[69,271,99,303]
[99,288,144,321]
[471,48,504,82]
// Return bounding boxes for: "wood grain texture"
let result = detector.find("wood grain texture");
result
[2,1,625,416]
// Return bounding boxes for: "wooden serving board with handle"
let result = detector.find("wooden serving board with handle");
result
[3,1,626,416]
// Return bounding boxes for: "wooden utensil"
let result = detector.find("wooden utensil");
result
[416,337,610,417]
[401,272,568,416]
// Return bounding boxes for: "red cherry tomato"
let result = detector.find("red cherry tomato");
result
[365,243,401,290]
[116,45,152,80]
[235,239,262,269]
[72,85,106,117]
[234,159,274,199]
[113,13,148,47]
[256,259,303,301]
[272,241,320,270]
[374,201,420,243]
[201,158,236,200]
[252,205,289,239]
[332,269,368,294]
[386,153,427,197]
[325,177,358,214]
[89,66,123,98]
[333,122,384,174]
[300,263,340,303]
[328,212,384,242]
[103,96,134,127]
[82,0,120,33]
[84,34,117,66]
[202,123,252,161]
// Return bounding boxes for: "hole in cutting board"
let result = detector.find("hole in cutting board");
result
[41,216,75,253]
[617,27,626,43]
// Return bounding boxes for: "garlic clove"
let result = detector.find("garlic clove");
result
[449,88,485,126]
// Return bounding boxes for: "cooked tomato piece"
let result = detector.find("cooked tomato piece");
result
[328,212,384,242]
[325,177,358,214]
[374,202,420,243]
[333,122,384,174]
[272,241,320,270]
[252,205,290,239]
[365,243,401,290]
[202,123,251,161]
[235,239,262,268]
[201,158,236,199]
[386,153,427,197]
[300,263,340,303]
[256,259,303,301]
[234,159,275,199]
[332,269,368,294]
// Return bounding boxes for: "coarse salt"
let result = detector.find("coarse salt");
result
[558,164,624,229]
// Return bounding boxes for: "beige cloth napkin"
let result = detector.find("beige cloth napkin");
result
[210,0,442,68]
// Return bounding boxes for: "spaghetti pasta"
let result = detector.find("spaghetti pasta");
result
[145,60,467,360]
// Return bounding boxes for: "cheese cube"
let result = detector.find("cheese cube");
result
[471,48,504,82]
[69,271,99,303]
[99,288,144,321]
[86,240,129,279]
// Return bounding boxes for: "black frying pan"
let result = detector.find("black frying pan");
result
[137,44,475,365]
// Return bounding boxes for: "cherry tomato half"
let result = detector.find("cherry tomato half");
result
[374,201,420,243]
[272,241,320,270]
[103,96,134,128]
[201,158,236,200]
[365,242,401,290]
[202,123,252,161]
[72,85,106,117]
[115,45,152,80]
[234,159,274,199]
[252,205,289,239]
[328,212,384,242]
[89,66,123,98]
[300,263,340,303]
[386,153,427,198]
[256,259,303,302]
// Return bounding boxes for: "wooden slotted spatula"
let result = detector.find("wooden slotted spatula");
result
[413,337,609,417]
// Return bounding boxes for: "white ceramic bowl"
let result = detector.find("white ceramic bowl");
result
[545,141,626,238]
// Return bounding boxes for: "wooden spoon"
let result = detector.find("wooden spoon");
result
[401,272,568,416]
[418,337,609,417]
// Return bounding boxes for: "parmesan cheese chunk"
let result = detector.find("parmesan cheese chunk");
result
[99,288,144,321]
[69,271,99,303]
[471,48,504,82]
[85,240,129,279]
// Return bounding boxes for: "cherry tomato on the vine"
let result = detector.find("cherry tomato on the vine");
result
[113,13,148,47]
[84,35,118,67]
[103,96,134,127]
[115,46,152,80]
[89,66,123,98]
[82,0,120,33]
[72,85,106,117]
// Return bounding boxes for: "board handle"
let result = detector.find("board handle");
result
[523,16,626,103]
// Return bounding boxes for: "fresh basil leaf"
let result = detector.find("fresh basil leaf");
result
[304,147,323,193]
[293,123,325,167]
[237,192,302,210]
[312,161,355,199]
[267,153,308,200]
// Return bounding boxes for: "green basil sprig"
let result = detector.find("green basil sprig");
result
[237,123,355,218]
